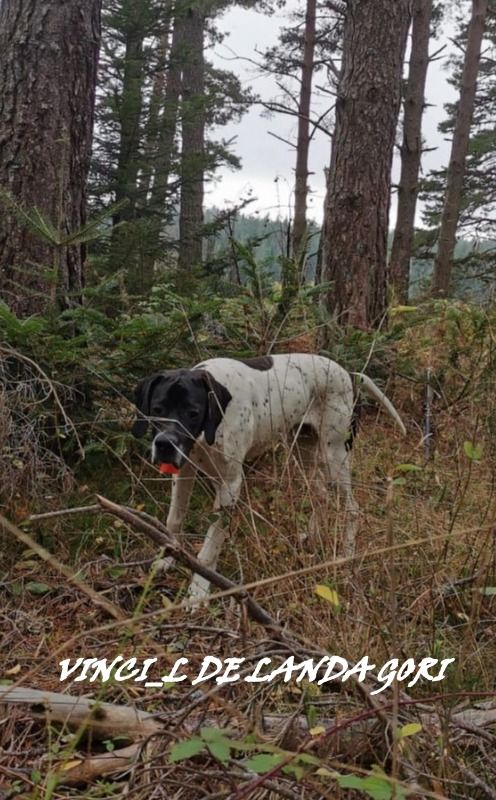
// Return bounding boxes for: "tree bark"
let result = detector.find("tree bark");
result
[108,0,147,283]
[322,0,411,331]
[147,6,185,247]
[390,0,433,304]
[0,0,101,317]
[139,31,171,205]
[431,0,488,298]
[291,0,317,263]
[136,29,171,294]
[177,2,205,282]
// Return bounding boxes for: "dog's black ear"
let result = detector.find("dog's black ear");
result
[131,417,149,439]
[131,374,162,439]
[200,372,232,446]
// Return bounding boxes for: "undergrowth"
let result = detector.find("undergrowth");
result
[1,292,496,799]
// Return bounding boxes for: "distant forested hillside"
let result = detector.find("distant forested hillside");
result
[204,210,496,299]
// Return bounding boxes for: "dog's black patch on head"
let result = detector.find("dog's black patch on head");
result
[197,370,232,445]
[238,356,273,371]
[131,373,166,438]
[131,369,232,464]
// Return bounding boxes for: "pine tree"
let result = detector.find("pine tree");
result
[390,0,434,303]
[422,1,495,287]
[321,0,411,330]
[432,0,489,296]
[292,0,318,262]
[90,0,258,295]
[0,0,102,316]
[261,1,345,264]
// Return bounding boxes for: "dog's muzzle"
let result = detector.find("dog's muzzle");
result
[152,431,186,469]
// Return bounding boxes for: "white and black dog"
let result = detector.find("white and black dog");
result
[131,354,406,601]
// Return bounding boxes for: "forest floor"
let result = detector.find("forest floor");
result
[1,302,496,799]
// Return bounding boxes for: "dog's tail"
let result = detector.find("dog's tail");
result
[351,373,406,436]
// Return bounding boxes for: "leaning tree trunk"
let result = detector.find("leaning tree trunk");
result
[390,0,433,304]
[322,0,411,331]
[177,3,205,283]
[0,0,101,317]
[432,0,488,298]
[291,0,317,263]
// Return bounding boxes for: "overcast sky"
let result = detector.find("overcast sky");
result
[207,3,458,225]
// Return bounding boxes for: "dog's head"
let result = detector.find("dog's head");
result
[131,369,232,469]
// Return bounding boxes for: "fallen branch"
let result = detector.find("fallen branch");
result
[54,743,141,786]
[4,685,496,788]
[0,685,377,784]
[0,686,162,740]
[92,496,414,721]
[96,495,283,634]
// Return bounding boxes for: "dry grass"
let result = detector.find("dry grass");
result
[0,352,74,514]
[2,306,496,799]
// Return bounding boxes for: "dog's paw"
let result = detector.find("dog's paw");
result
[186,575,211,609]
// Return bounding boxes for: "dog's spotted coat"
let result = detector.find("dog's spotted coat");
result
[132,353,406,602]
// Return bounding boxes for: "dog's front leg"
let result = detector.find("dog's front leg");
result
[154,464,196,573]
[166,463,196,537]
[187,473,242,605]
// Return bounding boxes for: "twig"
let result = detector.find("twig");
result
[458,764,496,800]
[0,344,84,456]
[55,743,142,786]
[28,504,100,521]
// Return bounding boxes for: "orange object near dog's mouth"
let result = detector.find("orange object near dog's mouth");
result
[159,463,180,475]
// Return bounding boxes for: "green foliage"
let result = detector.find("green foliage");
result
[420,8,496,274]
[0,188,128,250]
[90,0,259,289]
[168,727,415,795]
[169,727,250,764]
[25,581,52,595]
[337,773,409,800]
[169,726,320,780]
[463,441,483,462]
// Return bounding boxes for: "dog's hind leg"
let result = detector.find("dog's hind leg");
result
[318,440,360,558]
[187,469,243,605]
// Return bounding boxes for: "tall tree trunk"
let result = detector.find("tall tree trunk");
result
[322,0,411,331]
[177,3,205,282]
[390,0,433,304]
[137,29,171,294]
[139,31,171,205]
[432,0,488,298]
[0,0,101,317]
[314,167,329,296]
[109,0,146,282]
[148,7,185,238]
[291,0,317,262]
